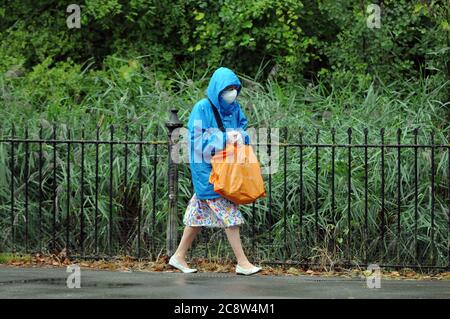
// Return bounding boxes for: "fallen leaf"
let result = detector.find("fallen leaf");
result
[287,267,300,275]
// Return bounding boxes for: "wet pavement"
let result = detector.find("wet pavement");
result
[0,265,449,299]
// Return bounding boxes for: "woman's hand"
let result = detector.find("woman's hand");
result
[226,130,244,147]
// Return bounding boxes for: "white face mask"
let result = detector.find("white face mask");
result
[222,89,238,104]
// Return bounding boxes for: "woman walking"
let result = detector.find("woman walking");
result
[168,67,262,276]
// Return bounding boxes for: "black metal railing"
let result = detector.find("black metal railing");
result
[0,122,168,259]
[257,126,449,270]
[0,109,449,270]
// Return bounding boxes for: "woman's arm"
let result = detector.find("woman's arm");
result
[188,103,227,162]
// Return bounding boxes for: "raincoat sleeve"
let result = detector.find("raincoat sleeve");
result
[188,104,227,162]
[237,106,251,145]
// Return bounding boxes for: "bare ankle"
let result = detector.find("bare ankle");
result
[173,253,186,261]
[237,260,252,267]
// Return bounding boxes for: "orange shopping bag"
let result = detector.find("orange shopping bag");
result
[209,144,266,204]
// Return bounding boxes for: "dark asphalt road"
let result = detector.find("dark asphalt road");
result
[0,266,449,299]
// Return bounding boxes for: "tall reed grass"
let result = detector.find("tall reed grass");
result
[0,62,448,267]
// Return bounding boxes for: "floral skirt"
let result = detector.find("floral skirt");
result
[183,194,245,228]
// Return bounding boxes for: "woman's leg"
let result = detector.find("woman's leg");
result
[172,226,202,267]
[224,225,256,269]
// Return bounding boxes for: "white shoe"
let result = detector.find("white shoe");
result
[236,264,262,276]
[168,256,197,273]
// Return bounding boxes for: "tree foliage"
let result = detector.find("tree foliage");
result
[0,0,448,82]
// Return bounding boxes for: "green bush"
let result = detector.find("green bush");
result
[1,1,447,82]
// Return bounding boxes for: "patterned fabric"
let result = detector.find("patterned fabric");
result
[183,194,245,228]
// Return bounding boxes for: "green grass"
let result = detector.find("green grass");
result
[0,253,31,264]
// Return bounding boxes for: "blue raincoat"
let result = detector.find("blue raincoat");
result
[187,67,250,200]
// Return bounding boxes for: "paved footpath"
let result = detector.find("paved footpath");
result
[0,266,449,299]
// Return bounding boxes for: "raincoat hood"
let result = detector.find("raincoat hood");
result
[207,67,241,115]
